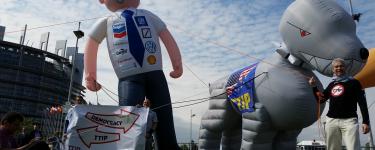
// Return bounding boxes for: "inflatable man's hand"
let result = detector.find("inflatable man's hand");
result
[160,29,183,79]
[170,65,183,78]
[85,77,102,92]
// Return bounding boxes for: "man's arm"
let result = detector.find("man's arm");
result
[356,82,370,134]
[309,77,329,103]
[0,138,38,150]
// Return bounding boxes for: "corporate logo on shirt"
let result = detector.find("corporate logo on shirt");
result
[135,16,148,27]
[115,49,128,56]
[114,40,129,46]
[113,23,127,38]
[141,28,152,38]
[145,41,157,53]
[118,57,133,65]
[331,84,345,97]
[147,55,157,65]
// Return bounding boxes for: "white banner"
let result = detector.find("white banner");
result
[64,105,148,150]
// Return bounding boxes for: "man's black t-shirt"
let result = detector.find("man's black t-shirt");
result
[319,78,369,125]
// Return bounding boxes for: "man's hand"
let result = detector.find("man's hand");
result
[362,124,370,134]
[85,78,102,91]
[309,77,316,87]
[226,85,235,96]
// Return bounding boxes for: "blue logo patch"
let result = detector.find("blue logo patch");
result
[141,28,152,38]
[144,41,157,53]
[135,16,148,27]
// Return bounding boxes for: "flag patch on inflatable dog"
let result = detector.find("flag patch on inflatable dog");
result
[227,63,257,114]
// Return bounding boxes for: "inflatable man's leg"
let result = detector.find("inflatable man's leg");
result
[118,71,179,149]
[145,71,180,150]
[118,75,146,106]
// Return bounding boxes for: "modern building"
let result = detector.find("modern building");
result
[0,25,85,136]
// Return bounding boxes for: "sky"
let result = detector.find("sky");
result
[1,0,375,145]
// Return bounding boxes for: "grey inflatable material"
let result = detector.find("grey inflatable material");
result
[199,54,323,150]
[199,0,368,149]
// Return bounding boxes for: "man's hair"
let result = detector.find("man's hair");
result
[332,58,346,67]
[1,112,24,125]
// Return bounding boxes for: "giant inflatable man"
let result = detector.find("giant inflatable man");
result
[84,0,182,149]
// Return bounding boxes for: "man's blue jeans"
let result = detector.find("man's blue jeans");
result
[118,70,180,150]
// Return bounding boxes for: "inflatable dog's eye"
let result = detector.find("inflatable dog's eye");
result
[287,21,311,38]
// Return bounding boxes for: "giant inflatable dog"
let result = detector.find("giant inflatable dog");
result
[199,0,369,149]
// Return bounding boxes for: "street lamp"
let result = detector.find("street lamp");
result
[190,109,196,150]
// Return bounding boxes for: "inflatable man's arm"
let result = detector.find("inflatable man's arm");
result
[84,37,102,91]
[84,17,107,91]
[160,29,183,78]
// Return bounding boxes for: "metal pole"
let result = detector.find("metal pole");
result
[369,127,374,150]
[67,22,80,106]
[20,24,27,45]
[190,109,192,150]
[62,22,81,140]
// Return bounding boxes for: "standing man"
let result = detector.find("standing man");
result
[24,122,43,144]
[143,99,158,150]
[309,58,370,150]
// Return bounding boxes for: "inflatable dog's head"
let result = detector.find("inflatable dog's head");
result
[99,0,140,12]
[280,0,369,76]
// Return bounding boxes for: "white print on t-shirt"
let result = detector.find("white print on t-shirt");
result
[331,84,345,97]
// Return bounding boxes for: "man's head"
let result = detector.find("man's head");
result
[0,112,24,134]
[33,122,41,130]
[332,58,346,77]
[143,99,151,108]
[99,0,140,12]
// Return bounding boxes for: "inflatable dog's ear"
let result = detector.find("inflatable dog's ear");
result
[355,48,375,88]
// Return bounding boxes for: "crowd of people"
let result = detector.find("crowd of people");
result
[0,112,49,150]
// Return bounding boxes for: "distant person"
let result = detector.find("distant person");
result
[143,99,158,150]
[16,127,26,147]
[0,112,38,150]
[73,96,85,106]
[24,122,43,143]
[309,58,370,150]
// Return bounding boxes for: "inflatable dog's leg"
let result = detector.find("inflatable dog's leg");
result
[241,103,276,150]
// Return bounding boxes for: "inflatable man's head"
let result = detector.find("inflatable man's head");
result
[280,0,369,76]
[99,0,140,12]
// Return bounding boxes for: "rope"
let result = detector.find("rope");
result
[1,16,107,36]
[101,87,119,104]
[183,63,209,88]
[2,13,317,82]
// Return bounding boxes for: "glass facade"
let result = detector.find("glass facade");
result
[0,40,85,136]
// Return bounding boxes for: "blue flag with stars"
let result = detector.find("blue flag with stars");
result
[227,63,258,114]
